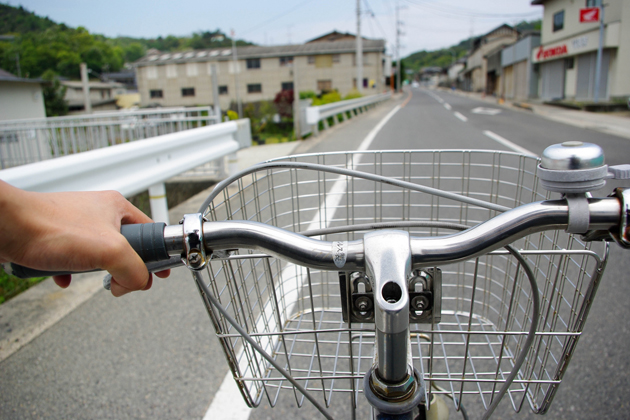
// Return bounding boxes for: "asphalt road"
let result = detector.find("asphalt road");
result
[1,88,629,420]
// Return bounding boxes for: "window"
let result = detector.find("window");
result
[218,85,228,95]
[145,66,157,80]
[181,87,195,97]
[150,89,163,98]
[246,58,260,69]
[565,57,575,69]
[166,64,178,78]
[315,55,333,68]
[186,62,198,77]
[332,54,340,63]
[279,56,294,66]
[281,82,293,91]
[352,78,368,88]
[307,56,315,65]
[317,80,332,92]
[553,10,564,32]
[586,0,599,7]
[247,83,262,94]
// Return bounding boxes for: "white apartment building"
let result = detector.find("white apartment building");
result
[532,0,630,101]
[133,36,387,110]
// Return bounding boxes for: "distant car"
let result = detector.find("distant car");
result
[411,81,419,88]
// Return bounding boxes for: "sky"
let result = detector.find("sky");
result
[6,0,543,56]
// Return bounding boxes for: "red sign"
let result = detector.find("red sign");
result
[536,44,568,61]
[580,7,600,23]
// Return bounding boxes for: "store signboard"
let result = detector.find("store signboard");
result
[580,7,600,23]
[532,30,601,63]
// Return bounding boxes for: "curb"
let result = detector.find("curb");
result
[0,271,104,362]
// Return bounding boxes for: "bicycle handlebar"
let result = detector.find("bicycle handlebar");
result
[9,196,624,279]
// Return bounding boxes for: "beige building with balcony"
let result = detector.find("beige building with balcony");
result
[532,0,630,101]
[133,36,387,110]
[462,25,519,93]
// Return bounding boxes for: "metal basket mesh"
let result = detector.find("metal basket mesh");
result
[194,150,608,417]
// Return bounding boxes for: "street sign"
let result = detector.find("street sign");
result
[580,7,600,23]
[471,107,502,116]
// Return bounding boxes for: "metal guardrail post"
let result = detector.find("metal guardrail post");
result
[149,182,169,224]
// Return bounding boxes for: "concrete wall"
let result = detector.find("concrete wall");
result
[137,51,384,109]
[0,81,46,121]
[612,1,630,98]
[538,0,622,44]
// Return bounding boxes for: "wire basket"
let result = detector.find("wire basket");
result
[194,150,608,418]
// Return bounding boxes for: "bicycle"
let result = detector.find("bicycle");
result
[12,142,630,419]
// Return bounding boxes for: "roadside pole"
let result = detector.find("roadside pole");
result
[292,60,301,140]
[593,1,605,103]
[231,30,243,118]
[80,63,92,114]
[356,0,363,93]
[211,63,221,119]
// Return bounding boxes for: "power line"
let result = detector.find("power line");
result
[241,0,316,37]
[403,0,542,20]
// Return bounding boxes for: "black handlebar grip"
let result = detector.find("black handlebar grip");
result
[8,223,169,279]
[120,222,169,263]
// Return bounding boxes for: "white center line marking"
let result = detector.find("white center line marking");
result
[444,103,452,111]
[483,130,537,157]
[454,112,467,122]
[203,104,402,420]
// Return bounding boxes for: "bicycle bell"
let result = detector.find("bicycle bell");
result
[538,141,608,194]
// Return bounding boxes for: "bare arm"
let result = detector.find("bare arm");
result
[0,180,170,297]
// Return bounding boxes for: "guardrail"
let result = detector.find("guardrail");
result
[0,119,251,224]
[305,92,392,136]
[0,107,220,169]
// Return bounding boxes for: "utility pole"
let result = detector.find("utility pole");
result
[211,63,221,119]
[231,29,243,118]
[80,62,92,114]
[395,2,404,93]
[356,0,363,93]
[292,59,301,140]
[594,0,605,103]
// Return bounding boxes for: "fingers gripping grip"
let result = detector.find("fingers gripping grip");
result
[120,223,169,263]
[9,223,169,279]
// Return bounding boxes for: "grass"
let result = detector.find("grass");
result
[0,265,47,305]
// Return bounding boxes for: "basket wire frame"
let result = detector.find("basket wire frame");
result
[192,150,608,418]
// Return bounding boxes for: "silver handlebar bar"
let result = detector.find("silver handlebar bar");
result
[163,197,622,271]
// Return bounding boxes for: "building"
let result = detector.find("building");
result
[61,80,127,114]
[532,0,630,102]
[462,24,520,92]
[0,69,46,120]
[101,70,137,91]
[485,46,504,96]
[501,32,541,100]
[447,59,465,86]
[133,34,387,110]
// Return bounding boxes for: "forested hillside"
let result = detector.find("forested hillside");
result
[0,3,253,79]
[402,20,541,72]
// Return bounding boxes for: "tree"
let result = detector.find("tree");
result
[273,89,293,118]
[41,70,68,117]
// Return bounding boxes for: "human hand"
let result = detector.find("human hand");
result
[0,181,170,297]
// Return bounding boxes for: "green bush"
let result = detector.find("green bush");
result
[321,91,342,104]
[299,90,317,100]
[343,89,363,100]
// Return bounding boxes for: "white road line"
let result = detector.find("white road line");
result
[443,103,452,111]
[454,112,468,122]
[203,104,402,420]
[483,130,537,157]
[424,89,444,103]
